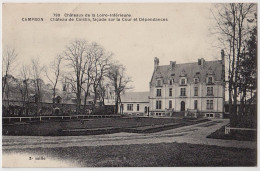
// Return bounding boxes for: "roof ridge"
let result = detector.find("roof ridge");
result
[124,91,149,93]
[158,60,221,67]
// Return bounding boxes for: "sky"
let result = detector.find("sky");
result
[2,3,221,92]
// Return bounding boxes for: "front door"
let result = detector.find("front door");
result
[181,101,185,111]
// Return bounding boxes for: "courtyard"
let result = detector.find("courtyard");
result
[2,118,257,167]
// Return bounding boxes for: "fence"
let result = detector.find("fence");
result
[225,124,257,134]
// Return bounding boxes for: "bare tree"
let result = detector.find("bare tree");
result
[17,64,31,115]
[2,47,17,100]
[97,79,110,106]
[44,55,63,107]
[63,40,90,115]
[89,43,111,108]
[107,62,132,114]
[31,58,44,115]
[211,3,256,126]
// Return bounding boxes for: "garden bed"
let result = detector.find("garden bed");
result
[3,117,209,136]
[207,125,257,141]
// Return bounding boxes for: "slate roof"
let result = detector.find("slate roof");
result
[150,59,224,86]
[121,92,149,103]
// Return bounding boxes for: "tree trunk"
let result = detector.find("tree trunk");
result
[52,89,56,114]
[76,92,81,115]
[83,92,87,115]
[115,96,119,114]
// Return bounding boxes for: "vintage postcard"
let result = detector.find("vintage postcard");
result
[1,2,258,168]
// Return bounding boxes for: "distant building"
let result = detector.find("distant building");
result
[53,95,62,104]
[149,52,225,118]
[119,92,149,116]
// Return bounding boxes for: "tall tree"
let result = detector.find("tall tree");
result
[63,40,90,115]
[107,62,132,114]
[2,47,17,101]
[211,3,256,126]
[31,58,44,115]
[238,14,257,115]
[44,55,63,106]
[17,64,31,115]
[89,43,111,108]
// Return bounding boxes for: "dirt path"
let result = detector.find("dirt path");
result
[2,119,256,150]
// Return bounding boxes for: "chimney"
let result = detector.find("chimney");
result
[221,49,225,81]
[198,58,205,67]
[170,61,176,70]
[198,59,201,65]
[154,57,159,70]
[221,49,225,64]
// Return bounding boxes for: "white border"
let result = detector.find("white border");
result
[0,0,259,170]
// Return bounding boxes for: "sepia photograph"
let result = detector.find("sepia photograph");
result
[1,1,258,168]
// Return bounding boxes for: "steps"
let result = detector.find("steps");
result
[172,111,185,118]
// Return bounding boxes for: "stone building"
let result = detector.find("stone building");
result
[119,92,150,116]
[149,52,225,118]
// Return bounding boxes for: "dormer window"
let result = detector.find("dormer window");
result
[207,76,214,84]
[180,78,187,85]
[208,77,212,84]
[169,79,174,85]
[194,78,199,84]
[156,79,162,87]
[181,79,185,85]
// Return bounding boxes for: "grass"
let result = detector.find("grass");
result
[3,142,257,167]
[207,125,257,141]
[3,117,208,136]
[2,117,174,136]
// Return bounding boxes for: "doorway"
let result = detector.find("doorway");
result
[181,101,185,111]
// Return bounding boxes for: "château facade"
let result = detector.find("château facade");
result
[149,52,225,118]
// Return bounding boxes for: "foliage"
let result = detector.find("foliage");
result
[211,3,257,127]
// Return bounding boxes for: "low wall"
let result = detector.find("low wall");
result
[2,100,115,116]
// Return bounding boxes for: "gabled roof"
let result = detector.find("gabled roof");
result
[121,92,149,103]
[151,60,223,85]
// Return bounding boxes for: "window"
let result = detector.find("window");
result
[207,87,213,96]
[194,78,199,84]
[206,113,214,117]
[169,80,172,85]
[156,89,161,96]
[157,80,162,86]
[208,77,213,84]
[156,100,162,109]
[194,87,198,96]
[169,100,172,109]
[181,78,186,85]
[127,104,133,111]
[206,100,213,110]
[180,88,186,96]
[169,88,172,96]
[137,104,139,111]
[194,100,198,110]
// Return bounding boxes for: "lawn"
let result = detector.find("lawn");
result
[207,125,257,141]
[3,117,207,136]
[2,142,257,167]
